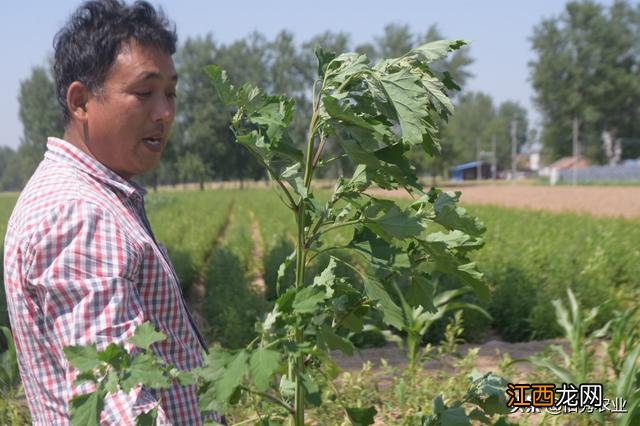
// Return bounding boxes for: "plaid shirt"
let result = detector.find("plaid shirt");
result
[3,137,211,425]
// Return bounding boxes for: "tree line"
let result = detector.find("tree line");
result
[3,0,640,191]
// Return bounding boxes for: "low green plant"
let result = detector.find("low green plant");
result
[0,326,32,424]
[514,288,640,425]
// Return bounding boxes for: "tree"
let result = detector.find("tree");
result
[530,0,640,163]
[428,92,528,179]
[17,65,64,187]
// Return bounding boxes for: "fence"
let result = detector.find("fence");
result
[555,163,640,184]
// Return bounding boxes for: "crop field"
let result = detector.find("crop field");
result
[2,187,638,340]
[1,187,639,423]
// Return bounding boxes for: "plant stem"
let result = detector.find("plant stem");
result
[311,220,362,242]
[239,385,295,415]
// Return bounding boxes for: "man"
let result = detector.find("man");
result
[3,1,217,424]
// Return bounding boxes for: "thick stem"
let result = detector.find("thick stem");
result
[292,202,306,426]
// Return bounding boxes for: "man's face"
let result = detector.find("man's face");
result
[84,41,177,179]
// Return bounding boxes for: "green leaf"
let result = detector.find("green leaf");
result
[64,345,102,373]
[281,162,307,199]
[346,406,377,425]
[363,277,404,330]
[406,275,435,311]
[0,326,18,388]
[279,376,296,400]
[129,322,166,351]
[121,353,169,392]
[378,68,429,147]
[432,191,485,236]
[174,369,198,387]
[97,343,129,370]
[205,65,236,105]
[216,350,249,403]
[440,406,471,426]
[293,286,327,314]
[70,384,105,426]
[315,45,336,79]
[103,370,119,394]
[412,39,468,63]
[249,348,281,392]
[135,407,158,426]
[369,206,424,240]
[302,374,322,407]
[313,257,337,292]
[323,96,387,136]
[318,325,355,356]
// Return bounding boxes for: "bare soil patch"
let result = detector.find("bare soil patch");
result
[332,338,571,381]
[374,184,640,219]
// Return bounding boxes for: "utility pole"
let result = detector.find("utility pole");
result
[476,139,481,180]
[511,119,517,180]
[491,134,497,180]
[572,116,579,186]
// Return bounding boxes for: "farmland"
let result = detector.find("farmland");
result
[2,187,638,341]
[1,186,639,423]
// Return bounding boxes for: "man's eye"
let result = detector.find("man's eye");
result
[135,91,152,98]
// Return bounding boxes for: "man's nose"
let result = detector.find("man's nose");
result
[152,95,175,123]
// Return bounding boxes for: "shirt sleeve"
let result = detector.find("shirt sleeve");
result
[24,199,169,425]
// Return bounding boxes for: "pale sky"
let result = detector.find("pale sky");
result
[0,0,618,150]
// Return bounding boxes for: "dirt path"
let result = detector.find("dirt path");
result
[248,210,266,296]
[332,337,571,381]
[373,184,640,219]
[186,200,236,330]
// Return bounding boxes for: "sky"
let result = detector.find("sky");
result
[0,0,618,150]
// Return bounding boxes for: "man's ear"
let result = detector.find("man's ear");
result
[66,81,90,122]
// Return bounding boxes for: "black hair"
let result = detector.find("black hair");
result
[53,0,177,123]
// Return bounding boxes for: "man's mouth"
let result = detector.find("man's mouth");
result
[143,136,163,152]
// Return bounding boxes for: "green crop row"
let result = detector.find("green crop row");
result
[467,205,640,342]
[146,190,234,293]
[0,194,18,326]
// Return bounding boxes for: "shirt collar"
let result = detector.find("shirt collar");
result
[45,137,147,199]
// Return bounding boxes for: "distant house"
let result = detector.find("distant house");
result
[540,156,590,184]
[449,161,492,181]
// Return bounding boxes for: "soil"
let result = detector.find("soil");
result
[376,183,640,219]
[332,337,572,380]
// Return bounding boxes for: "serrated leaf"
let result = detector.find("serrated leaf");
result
[129,322,166,351]
[412,39,468,63]
[216,350,249,403]
[249,348,281,392]
[318,325,355,356]
[293,286,327,314]
[205,65,236,105]
[313,257,337,291]
[70,384,105,426]
[369,206,423,240]
[346,406,377,425]
[363,277,404,330]
[279,376,295,400]
[378,68,429,147]
[97,343,129,370]
[64,345,102,373]
[121,354,169,392]
[433,192,485,236]
[315,45,337,79]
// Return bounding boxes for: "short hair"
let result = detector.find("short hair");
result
[53,0,177,123]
